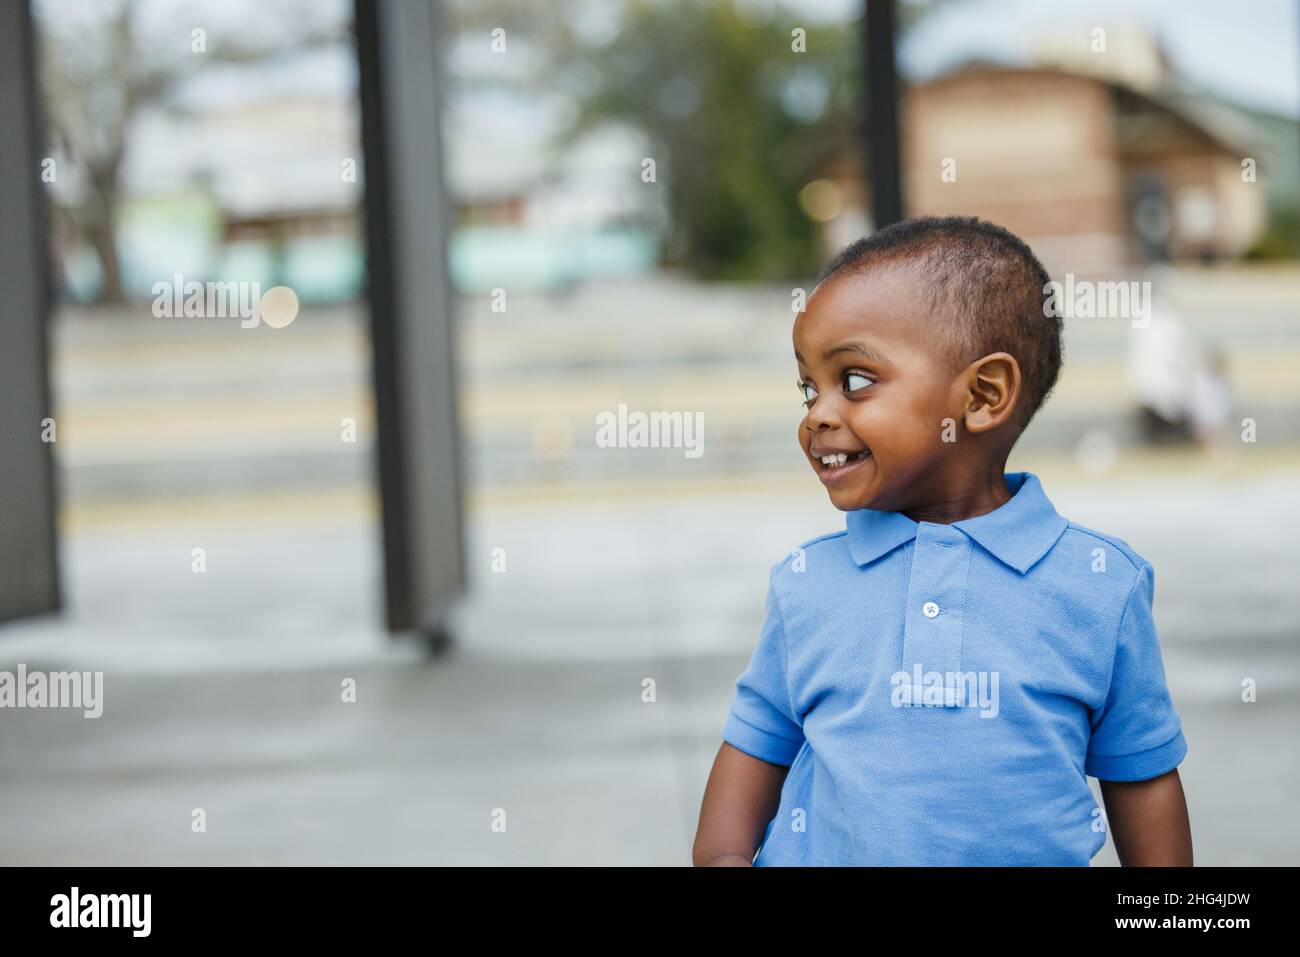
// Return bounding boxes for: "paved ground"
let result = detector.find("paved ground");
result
[1,464,1298,865]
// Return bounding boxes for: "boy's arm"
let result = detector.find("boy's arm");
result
[1099,768,1192,866]
[693,742,789,866]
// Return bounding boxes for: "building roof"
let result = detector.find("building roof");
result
[804,61,1266,180]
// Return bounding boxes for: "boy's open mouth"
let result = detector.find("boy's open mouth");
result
[813,448,872,481]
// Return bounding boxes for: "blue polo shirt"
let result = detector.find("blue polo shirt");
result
[722,471,1187,866]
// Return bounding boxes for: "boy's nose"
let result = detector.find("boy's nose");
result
[806,399,842,430]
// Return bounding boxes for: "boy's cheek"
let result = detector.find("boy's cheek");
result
[795,420,812,454]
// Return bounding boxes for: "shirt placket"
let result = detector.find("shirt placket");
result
[901,523,971,707]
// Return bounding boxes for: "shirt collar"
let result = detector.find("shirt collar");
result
[844,471,1068,574]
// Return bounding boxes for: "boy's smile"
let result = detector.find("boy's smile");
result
[794,265,1010,518]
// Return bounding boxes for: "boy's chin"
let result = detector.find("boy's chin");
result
[825,484,876,512]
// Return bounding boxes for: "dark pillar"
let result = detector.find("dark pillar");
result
[355,0,466,641]
[864,0,903,227]
[0,0,61,623]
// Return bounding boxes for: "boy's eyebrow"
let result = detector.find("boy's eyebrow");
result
[794,342,890,365]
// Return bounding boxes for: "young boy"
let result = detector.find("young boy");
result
[693,216,1192,866]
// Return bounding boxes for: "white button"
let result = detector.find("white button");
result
[922,601,940,618]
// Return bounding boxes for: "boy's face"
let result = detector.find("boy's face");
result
[793,265,971,513]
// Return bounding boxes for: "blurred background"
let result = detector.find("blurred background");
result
[0,0,1297,864]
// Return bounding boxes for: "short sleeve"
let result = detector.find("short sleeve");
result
[1085,561,1188,781]
[721,573,805,766]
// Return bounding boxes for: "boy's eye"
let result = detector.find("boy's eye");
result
[797,380,817,406]
[845,371,874,392]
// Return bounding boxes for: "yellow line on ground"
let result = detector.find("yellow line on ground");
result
[56,445,1300,535]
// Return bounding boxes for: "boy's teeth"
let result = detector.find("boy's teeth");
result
[820,450,870,466]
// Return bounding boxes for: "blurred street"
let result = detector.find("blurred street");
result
[47,267,1300,505]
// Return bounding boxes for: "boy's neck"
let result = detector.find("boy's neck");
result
[900,459,1014,525]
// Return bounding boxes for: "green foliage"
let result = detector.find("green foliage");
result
[1243,205,1300,260]
[459,0,864,282]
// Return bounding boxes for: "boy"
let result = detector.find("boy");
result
[693,216,1192,866]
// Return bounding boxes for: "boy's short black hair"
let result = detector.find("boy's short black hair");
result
[813,215,1062,431]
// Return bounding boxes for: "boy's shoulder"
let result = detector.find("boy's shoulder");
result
[766,528,853,586]
[1055,521,1152,576]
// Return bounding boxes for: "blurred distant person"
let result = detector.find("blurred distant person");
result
[1126,294,1200,445]
[1188,344,1235,450]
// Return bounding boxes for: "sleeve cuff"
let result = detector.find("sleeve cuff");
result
[1086,728,1187,781]
[722,712,804,767]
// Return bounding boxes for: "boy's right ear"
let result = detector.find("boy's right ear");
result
[962,352,1021,434]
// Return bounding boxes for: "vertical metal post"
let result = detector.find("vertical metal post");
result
[355,0,465,641]
[864,0,903,227]
[0,0,61,624]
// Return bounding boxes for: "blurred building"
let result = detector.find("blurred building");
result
[448,122,662,292]
[206,93,363,298]
[62,88,366,303]
[809,41,1270,274]
[87,89,660,300]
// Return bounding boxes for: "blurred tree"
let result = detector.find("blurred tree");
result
[452,0,865,282]
[35,0,345,303]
